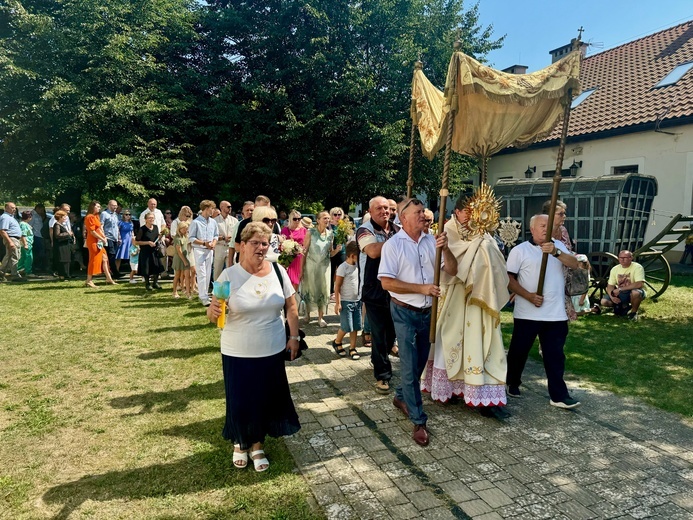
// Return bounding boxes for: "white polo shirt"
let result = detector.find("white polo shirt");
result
[506,239,570,321]
[377,228,437,309]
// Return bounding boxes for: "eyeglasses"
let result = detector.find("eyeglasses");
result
[262,218,277,225]
[618,256,632,259]
[247,240,270,248]
[292,217,301,222]
[400,198,423,213]
[556,211,566,217]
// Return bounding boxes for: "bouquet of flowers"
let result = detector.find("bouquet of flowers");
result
[333,218,355,245]
[278,239,303,268]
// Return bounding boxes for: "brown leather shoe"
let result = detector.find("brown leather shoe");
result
[393,396,409,418]
[412,424,429,447]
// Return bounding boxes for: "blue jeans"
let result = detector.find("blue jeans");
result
[390,302,431,425]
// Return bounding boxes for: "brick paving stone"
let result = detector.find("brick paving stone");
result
[360,470,394,492]
[473,513,505,520]
[477,487,515,508]
[386,503,421,519]
[437,479,477,503]
[285,320,693,520]
[407,489,445,511]
[554,499,598,519]
[421,506,459,519]
[458,498,493,516]
[373,485,409,507]
[494,478,531,499]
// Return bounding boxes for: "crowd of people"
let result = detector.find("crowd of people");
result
[0,192,652,464]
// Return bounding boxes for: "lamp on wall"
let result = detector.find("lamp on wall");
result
[569,159,583,177]
[524,166,536,178]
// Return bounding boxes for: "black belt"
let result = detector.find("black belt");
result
[391,297,431,314]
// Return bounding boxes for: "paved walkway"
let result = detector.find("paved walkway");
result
[284,309,693,520]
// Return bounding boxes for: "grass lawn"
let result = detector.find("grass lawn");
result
[0,278,322,519]
[501,274,693,418]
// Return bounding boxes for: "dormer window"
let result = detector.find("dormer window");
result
[571,88,597,109]
[654,62,693,88]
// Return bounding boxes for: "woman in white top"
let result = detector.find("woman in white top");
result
[207,222,301,472]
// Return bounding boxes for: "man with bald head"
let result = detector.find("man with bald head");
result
[101,199,121,277]
[356,196,399,394]
[139,198,165,230]
[596,250,646,321]
[214,200,238,279]
[506,214,581,409]
[0,202,24,281]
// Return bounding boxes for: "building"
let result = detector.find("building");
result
[487,21,693,259]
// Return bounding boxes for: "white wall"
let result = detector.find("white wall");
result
[487,125,693,257]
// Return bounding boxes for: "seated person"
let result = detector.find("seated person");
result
[593,250,645,321]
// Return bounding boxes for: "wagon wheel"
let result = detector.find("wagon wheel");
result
[634,252,671,301]
[587,251,618,305]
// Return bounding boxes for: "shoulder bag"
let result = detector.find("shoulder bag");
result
[272,262,308,360]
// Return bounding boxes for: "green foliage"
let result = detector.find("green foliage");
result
[1,0,503,209]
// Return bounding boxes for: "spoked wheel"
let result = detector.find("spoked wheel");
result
[587,251,618,305]
[635,253,671,301]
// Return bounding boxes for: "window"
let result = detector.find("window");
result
[612,165,638,175]
[571,88,596,109]
[653,62,693,88]
[542,169,572,178]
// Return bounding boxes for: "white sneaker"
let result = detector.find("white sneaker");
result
[129,279,137,284]
[318,319,327,328]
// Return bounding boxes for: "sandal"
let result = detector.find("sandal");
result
[233,445,248,469]
[362,333,372,348]
[250,449,269,472]
[332,340,347,357]
[349,348,360,360]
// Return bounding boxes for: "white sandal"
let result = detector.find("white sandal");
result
[250,449,269,472]
[233,445,248,469]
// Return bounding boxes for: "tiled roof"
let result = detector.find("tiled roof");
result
[539,20,693,142]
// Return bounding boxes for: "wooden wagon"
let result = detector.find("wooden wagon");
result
[494,173,693,302]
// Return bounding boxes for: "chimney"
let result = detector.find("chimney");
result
[549,38,588,63]
[502,64,528,75]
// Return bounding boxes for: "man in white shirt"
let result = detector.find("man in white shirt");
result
[189,200,218,306]
[213,200,238,280]
[139,198,166,230]
[506,214,581,410]
[378,198,457,447]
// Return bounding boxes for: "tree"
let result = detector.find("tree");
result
[0,0,199,204]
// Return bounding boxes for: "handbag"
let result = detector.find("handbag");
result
[155,239,166,259]
[272,262,308,360]
[565,267,589,296]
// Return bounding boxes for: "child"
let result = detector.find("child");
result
[172,221,191,299]
[332,241,361,360]
[572,254,592,315]
[129,244,140,283]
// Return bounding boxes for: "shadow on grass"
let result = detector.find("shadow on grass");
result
[42,418,303,520]
[110,380,224,415]
[138,345,218,360]
[149,324,210,333]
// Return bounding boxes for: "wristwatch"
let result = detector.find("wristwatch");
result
[288,335,300,341]
[553,249,562,257]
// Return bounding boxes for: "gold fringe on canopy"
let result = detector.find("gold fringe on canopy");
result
[412,50,581,160]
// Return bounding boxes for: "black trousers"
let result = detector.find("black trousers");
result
[106,239,119,276]
[365,300,396,382]
[506,319,569,402]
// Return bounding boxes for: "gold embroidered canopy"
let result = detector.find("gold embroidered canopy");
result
[411,51,581,160]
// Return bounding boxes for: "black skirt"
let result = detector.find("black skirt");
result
[221,350,301,449]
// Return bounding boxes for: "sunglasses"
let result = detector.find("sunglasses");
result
[262,218,277,225]
[124,213,131,216]
[400,198,423,213]
[332,213,342,217]
[292,217,301,222]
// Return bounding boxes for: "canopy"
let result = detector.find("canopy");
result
[411,51,581,160]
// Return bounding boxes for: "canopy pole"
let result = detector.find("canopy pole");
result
[407,61,423,199]
[481,156,488,184]
[536,88,573,295]
[429,43,460,343]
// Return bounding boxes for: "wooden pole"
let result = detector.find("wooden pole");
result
[407,61,423,199]
[536,88,573,295]
[429,44,460,343]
